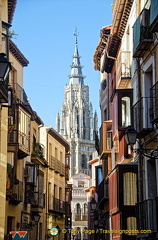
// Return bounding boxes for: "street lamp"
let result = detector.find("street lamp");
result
[33,212,41,223]
[0,53,11,81]
[124,125,158,158]
[124,125,137,145]
[90,198,97,210]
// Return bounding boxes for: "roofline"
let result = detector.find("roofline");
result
[47,128,70,152]
[8,0,17,24]
[9,39,29,67]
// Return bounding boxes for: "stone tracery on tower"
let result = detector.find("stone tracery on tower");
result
[56,31,98,177]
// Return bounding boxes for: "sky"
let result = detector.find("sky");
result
[12,0,113,128]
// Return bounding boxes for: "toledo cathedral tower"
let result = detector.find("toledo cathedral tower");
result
[56,31,98,177]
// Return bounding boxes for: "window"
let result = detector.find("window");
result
[78,181,84,187]
[96,165,103,187]
[55,147,57,159]
[122,96,131,127]
[81,154,87,169]
[60,151,63,163]
[116,89,133,128]
[127,217,137,235]
[18,107,31,150]
[75,204,81,221]
[25,164,37,186]
[123,172,137,205]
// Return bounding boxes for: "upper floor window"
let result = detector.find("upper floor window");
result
[122,96,131,127]
[78,181,84,187]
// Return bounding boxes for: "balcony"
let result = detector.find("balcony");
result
[7,181,23,205]
[116,51,131,89]
[49,155,55,169]
[31,192,45,211]
[137,199,157,233]
[133,97,153,138]
[150,0,158,32]
[75,214,81,221]
[100,121,112,159]
[14,83,28,104]
[150,82,158,123]
[60,163,65,176]
[49,155,65,176]
[97,178,108,208]
[8,128,30,159]
[133,8,153,58]
[31,143,46,166]
[48,196,65,214]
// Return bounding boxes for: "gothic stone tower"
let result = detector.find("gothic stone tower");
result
[56,32,98,177]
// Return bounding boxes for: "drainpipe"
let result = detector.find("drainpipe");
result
[136,58,143,203]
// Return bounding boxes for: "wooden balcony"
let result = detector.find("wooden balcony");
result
[133,97,153,138]
[100,121,112,159]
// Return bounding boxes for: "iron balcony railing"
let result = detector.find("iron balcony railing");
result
[82,214,88,221]
[7,181,23,205]
[49,196,65,213]
[49,155,65,176]
[136,199,157,232]
[14,83,28,103]
[133,97,153,137]
[75,214,81,221]
[150,81,158,122]
[133,5,153,58]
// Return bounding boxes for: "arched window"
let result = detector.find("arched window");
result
[82,154,87,169]
[84,203,87,213]
[76,109,80,137]
[75,203,81,220]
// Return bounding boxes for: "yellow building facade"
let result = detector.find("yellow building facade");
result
[40,127,70,240]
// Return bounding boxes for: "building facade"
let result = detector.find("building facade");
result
[1,2,72,240]
[93,1,138,240]
[40,126,71,240]
[93,1,158,240]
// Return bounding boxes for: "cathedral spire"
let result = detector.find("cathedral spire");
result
[69,28,85,85]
